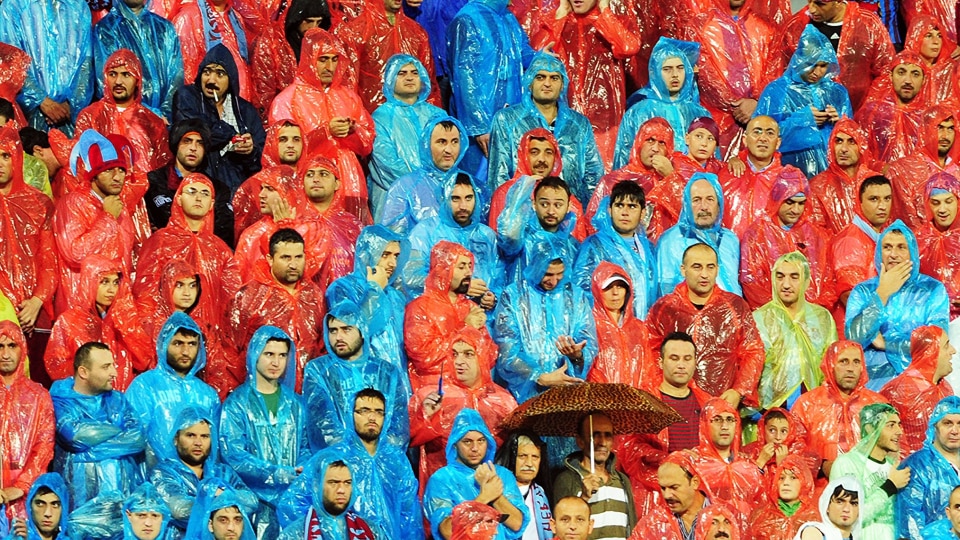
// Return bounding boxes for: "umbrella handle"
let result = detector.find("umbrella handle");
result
[589,414,595,475]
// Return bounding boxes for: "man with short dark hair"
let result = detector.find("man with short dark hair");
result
[856,52,931,163]
[808,118,880,235]
[50,342,146,509]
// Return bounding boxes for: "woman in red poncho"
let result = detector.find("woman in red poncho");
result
[746,454,820,540]
[917,172,960,319]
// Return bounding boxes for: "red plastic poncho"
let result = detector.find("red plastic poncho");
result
[334,0,440,112]
[531,5,641,168]
[904,0,960,43]
[409,326,516,491]
[791,340,888,464]
[0,126,57,320]
[586,117,686,241]
[693,398,764,517]
[250,26,298,122]
[879,325,955,455]
[916,173,960,318]
[0,321,55,520]
[269,28,374,224]
[693,0,782,157]
[487,128,588,241]
[781,2,895,112]
[230,0,288,45]
[450,501,502,540]
[828,212,887,331]
[76,49,172,174]
[739,167,836,309]
[0,42,30,130]
[647,283,765,404]
[807,118,882,235]
[746,454,820,540]
[719,151,787,238]
[903,15,959,103]
[404,241,492,391]
[587,262,655,388]
[173,0,254,102]
[44,255,155,390]
[740,408,820,479]
[627,452,716,539]
[855,51,932,164]
[692,503,743,540]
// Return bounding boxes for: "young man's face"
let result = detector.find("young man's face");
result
[255,340,290,384]
[208,507,244,540]
[31,492,62,538]
[0,334,23,377]
[127,510,164,540]
[322,465,353,515]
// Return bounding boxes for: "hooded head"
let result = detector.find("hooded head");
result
[102,49,143,105]
[882,51,929,107]
[244,325,297,390]
[296,151,346,214]
[522,52,570,108]
[156,311,207,379]
[284,0,331,60]
[382,54,432,106]
[194,44,241,98]
[183,486,256,540]
[322,299,369,362]
[904,14,955,65]
[693,503,741,540]
[820,340,869,394]
[769,251,811,309]
[24,473,71,540]
[169,405,221,469]
[255,165,303,223]
[924,171,960,231]
[351,225,410,288]
[445,408,497,467]
[646,37,701,102]
[920,105,960,164]
[756,407,804,449]
[296,29,348,89]
[698,398,742,458]
[70,129,127,184]
[522,231,574,290]
[418,116,468,180]
[170,173,216,234]
[155,261,201,318]
[872,220,920,280]
[444,326,496,391]
[787,26,840,85]
[826,117,871,174]
[590,261,634,325]
[0,124,25,193]
[424,240,474,295]
[169,118,211,171]
[75,254,128,316]
[438,173,484,229]
[766,454,814,507]
[0,320,27,379]
[765,166,810,227]
[122,482,172,540]
[678,172,726,240]
[924,395,960,450]
[307,449,359,536]
[908,325,951,383]
[261,119,305,169]
[514,128,563,178]
[855,402,899,454]
[627,117,675,171]
[813,476,863,538]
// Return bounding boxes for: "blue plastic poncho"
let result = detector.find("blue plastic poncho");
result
[301,300,410,453]
[614,38,711,167]
[573,197,658,319]
[845,220,951,389]
[377,115,470,235]
[423,408,530,540]
[149,407,258,539]
[895,396,960,540]
[325,226,412,400]
[125,312,220,464]
[218,326,309,540]
[370,54,446,215]
[182,485,256,540]
[0,0,93,136]
[493,233,597,402]
[19,473,72,540]
[486,52,605,204]
[655,172,742,296]
[403,174,503,298]
[120,482,171,540]
[754,26,853,179]
[93,0,184,121]
[410,0,468,78]
[50,378,145,511]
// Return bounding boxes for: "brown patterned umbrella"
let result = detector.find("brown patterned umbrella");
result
[499,382,684,437]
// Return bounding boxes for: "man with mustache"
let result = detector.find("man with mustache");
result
[856,52,931,163]
[628,452,710,539]
[494,431,553,540]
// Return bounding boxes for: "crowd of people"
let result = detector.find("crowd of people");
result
[4,0,960,537]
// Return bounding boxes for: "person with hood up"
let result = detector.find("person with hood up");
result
[794,476,863,540]
[780,0,894,113]
[269,28,374,224]
[746,455,821,540]
[302,300,410,452]
[0,126,57,340]
[93,0,184,122]
[181,485,257,540]
[880,326,956,455]
[370,54,445,215]
[120,483,172,540]
[655,173,741,296]
[410,327,517,491]
[404,173,502,299]
[486,52,604,207]
[249,0,331,121]
[173,45,265,197]
[626,451,712,539]
[807,118,881,235]
[919,485,960,539]
[904,16,959,103]
[574,183,657,319]
[77,50,171,175]
[671,117,727,181]
[648,242,763,406]
[739,168,835,310]
[740,409,820,479]
[828,403,910,540]
[379,116,472,234]
[125,312,220,464]
[845,220,951,389]
[887,106,960,230]
[917,173,960,321]
[45,255,154,391]
[0,0,93,136]
[855,51,932,163]
[752,252,837,410]
[276,450,376,540]
[0,321,54,519]
[693,398,763,518]
[173,0,252,103]
[403,240,495,391]
[219,325,309,540]
[586,118,686,242]
[895,396,960,539]
[150,407,258,540]
[7,473,72,540]
[755,26,853,178]
[493,233,596,403]
[615,38,712,165]
[423,408,529,540]
[334,0,439,112]
[325,226,412,398]
[50,341,146,510]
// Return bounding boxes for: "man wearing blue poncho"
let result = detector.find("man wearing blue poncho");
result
[182,486,256,540]
[121,483,171,540]
[7,473,72,540]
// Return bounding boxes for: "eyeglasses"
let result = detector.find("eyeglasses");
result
[183,187,212,199]
[353,408,385,417]
[710,416,738,426]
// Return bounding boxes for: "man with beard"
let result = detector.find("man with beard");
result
[856,53,931,163]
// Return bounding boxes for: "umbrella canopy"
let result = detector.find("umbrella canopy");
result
[499,382,683,437]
